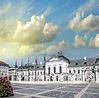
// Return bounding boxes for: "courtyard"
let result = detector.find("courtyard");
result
[8,82,99,98]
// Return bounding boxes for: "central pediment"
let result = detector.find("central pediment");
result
[46,55,70,63]
[49,58,60,61]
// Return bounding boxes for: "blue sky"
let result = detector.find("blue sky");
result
[0,0,99,67]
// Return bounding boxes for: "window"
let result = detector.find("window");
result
[59,66,62,73]
[69,70,71,73]
[37,66,39,68]
[48,67,50,74]
[56,76,58,81]
[54,67,56,73]
[84,62,87,64]
[32,72,33,75]
[78,69,80,74]
[73,70,75,73]
[38,72,39,75]
[75,63,78,65]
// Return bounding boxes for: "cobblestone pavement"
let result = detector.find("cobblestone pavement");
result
[7,83,99,98]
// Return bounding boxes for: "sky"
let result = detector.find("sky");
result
[0,0,99,67]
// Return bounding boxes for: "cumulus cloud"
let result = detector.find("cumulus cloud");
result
[75,14,99,32]
[0,2,59,58]
[74,33,88,47]
[0,15,59,44]
[89,34,99,48]
[44,40,69,54]
[67,12,99,32]
[67,12,83,30]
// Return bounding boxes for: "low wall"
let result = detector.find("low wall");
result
[10,80,85,84]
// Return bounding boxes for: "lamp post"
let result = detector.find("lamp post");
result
[93,65,96,82]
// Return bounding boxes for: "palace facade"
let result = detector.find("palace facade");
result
[8,54,99,83]
[0,61,9,75]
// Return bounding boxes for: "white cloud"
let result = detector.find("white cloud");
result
[0,2,60,59]
[67,12,83,30]
[75,14,99,32]
[13,15,59,44]
[89,33,99,48]
[18,44,44,56]
[0,15,59,44]
[44,40,69,54]
[0,42,19,59]
[74,33,88,47]
[67,12,99,32]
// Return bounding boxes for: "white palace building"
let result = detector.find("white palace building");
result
[8,53,99,83]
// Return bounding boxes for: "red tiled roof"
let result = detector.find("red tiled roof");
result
[0,61,9,65]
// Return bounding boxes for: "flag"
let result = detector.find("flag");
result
[28,57,29,65]
[44,56,46,63]
[35,57,38,65]
[60,51,62,55]
[15,59,17,68]
[21,58,23,69]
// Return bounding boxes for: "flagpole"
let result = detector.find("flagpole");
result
[15,59,17,81]
[28,57,29,81]
[21,58,23,81]
[35,57,37,81]
[35,63,36,81]
[44,56,46,81]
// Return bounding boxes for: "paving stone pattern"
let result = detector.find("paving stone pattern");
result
[7,83,99,98]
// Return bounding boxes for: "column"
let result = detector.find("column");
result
[82,70,85,83]
[95,69,98,83]
[12,75,14,81]
[72,74,75,83]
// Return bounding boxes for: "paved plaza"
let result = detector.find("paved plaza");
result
[7,82,99,98]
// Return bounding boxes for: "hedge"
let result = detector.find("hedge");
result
[0,75,14,97]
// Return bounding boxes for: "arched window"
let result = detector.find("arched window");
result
[78,69,80,74]
[59,66,62,73]
[56,76,58,81]
[48,67,50,74]
[69,70,71,73]
[73,70,75,73]
[54,67,56,73]
[32,72,33,75]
